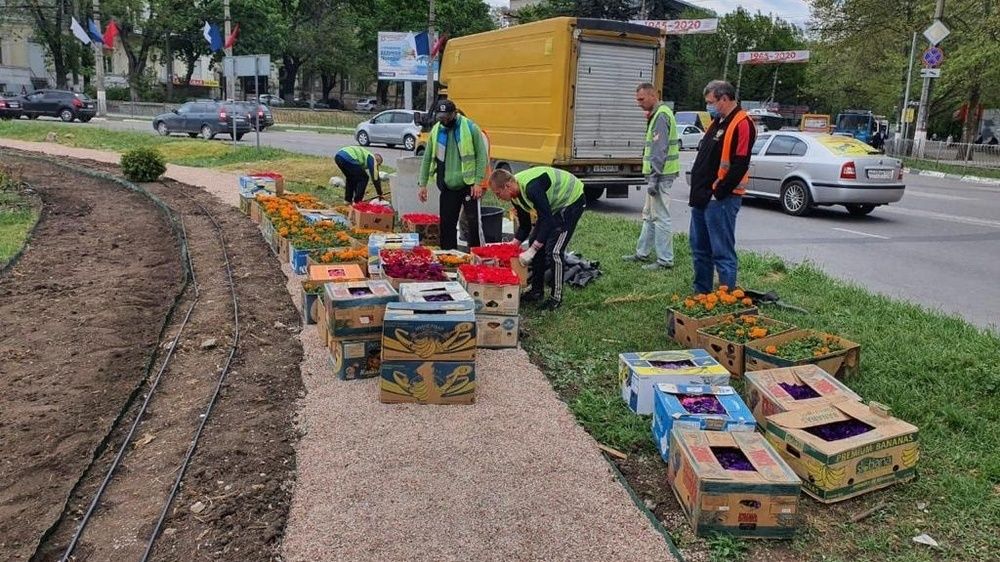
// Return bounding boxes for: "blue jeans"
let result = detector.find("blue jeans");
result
[690,196,741,294]
[635,176,674,265]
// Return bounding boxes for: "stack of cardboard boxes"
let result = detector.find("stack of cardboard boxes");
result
[324,279,398,380]
[458,265,521,349]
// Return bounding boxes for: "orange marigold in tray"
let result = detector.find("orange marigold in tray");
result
[671,287,755,319]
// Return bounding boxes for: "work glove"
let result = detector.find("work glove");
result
[519,246,538,266]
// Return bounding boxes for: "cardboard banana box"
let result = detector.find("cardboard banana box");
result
[652,384,756,463]
[324,279,398,337]
[763,400,919,503]
[329,335,382,380]
[743,365,862,428]
[398,281,473,306]
[668,429,801,538]
[380,360,476,405]
[381,301,477,362]
[619,350,731,415]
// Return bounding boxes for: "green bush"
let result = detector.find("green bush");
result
[120,147,167,182]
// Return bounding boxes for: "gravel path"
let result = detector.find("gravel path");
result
[1,138,674,562]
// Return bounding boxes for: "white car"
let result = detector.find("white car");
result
[678,125,704,151]
[356,97,378,112]
[355,109,421,151]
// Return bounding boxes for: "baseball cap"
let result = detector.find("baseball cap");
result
[436,99,457,114]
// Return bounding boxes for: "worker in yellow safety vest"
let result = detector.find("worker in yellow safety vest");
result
[623,82,680,271]
[417,99,489,250]
[488,166,585,310]
[334,146,383,203]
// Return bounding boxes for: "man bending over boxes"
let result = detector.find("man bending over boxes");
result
[488,166,585,310]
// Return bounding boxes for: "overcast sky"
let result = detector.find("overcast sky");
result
[487,0,812,25]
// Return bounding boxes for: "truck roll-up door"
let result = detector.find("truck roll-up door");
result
[572,41,658,159]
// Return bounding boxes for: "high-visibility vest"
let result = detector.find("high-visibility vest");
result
[427,115,480,186]
[340,146,376,171]
[716,109,751,195]
[642,104,680,176]
[511,167,584,214]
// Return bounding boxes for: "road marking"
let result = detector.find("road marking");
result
[880,206,1000,229]
[832,227,890,240]
[906,190,974,201]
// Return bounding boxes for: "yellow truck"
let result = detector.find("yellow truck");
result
[416,17,666,202]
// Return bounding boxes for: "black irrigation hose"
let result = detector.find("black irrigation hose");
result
[59,213,201,562]
[0,150,195,562]
[141,185,241,562]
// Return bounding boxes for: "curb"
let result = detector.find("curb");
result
[904,167,1000,186]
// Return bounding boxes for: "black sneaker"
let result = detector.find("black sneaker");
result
[521,291,544,303]
[541,298,562,311]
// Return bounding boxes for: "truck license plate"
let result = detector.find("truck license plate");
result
[866,169,893,180]
[592,165,619,173]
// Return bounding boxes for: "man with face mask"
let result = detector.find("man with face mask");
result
[687,80,756,294]
[623,82,679,270]
[417,99,489,250]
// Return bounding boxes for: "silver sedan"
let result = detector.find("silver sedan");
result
[746,132,904,216]
[355,109,421,151]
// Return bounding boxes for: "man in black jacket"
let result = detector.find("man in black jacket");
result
[687,80,756,294]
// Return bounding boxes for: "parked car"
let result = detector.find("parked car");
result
[152,101,253,140]
[257,93,285,107]
[0,93,23,120]
[675,110,711,132]
[355,97,378,112]
[238,101,274,130]
[355,109,420,151]
[678,125,704,151]
[19,89,96,122]
[686,132,904,216]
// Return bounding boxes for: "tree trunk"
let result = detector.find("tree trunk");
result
[321,72,335,102]
[280,55,301,100]
[52,42,68,89]
[184,55,197,85]
[958,83,981,162]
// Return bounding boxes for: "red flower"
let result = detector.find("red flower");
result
[402,213,440,225]
[471,244,522,261]
[459,264,520,285]
[352,202,395,215]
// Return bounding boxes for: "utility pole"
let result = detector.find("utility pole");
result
[93,0,106,115]
[224,0,234,100]
[900,32,917,141]
[735,62,744,100]
[914,0,946,157]
[769,67,779,103]
[722,36,732,82]
[165,35,173,102]
[425,0,435,111]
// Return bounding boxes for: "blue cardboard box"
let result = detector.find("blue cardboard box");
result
[619,350,730,415]
[382,301,477,361]
[299,209,350,227]
[380,360,476,405]
[324,280,398,337]
[651,383,756,462]
[329,335,382,380]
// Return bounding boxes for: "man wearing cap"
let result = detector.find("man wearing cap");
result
[418,99,489,251]
[334,146,384,203]
[488,166,586,310]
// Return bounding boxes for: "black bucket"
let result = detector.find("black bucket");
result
[478,206,504,243]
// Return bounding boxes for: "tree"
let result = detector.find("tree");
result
[675,8,807,109]
[10,0,72,88]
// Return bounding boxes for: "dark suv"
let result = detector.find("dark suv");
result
[20,89,96,122]
[152,101,253,140]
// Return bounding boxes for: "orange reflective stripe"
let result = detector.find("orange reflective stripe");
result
[716,110,750,194]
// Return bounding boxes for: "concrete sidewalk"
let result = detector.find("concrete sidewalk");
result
[0,137,675,562]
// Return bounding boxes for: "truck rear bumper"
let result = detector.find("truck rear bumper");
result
[580,176,643,187]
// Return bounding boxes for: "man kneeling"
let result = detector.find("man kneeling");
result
[488,167,586,310]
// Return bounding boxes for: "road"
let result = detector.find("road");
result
[56,118,1000,330]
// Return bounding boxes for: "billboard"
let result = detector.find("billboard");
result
[378,31,439,81]
[630,19,719,35]
[737,50,811,65]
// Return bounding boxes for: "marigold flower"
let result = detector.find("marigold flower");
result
[742,297,753,306]
[732,289,745,298]
[765,345,778,355]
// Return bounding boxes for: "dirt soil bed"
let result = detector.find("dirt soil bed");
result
[0,151,303,561]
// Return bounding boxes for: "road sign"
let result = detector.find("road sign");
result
[904,108,915,123]
[920,68,941,78]
[923,19,950,46]
[921,46,944,68]
[223,54,270,77]
[631,18,719,35]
